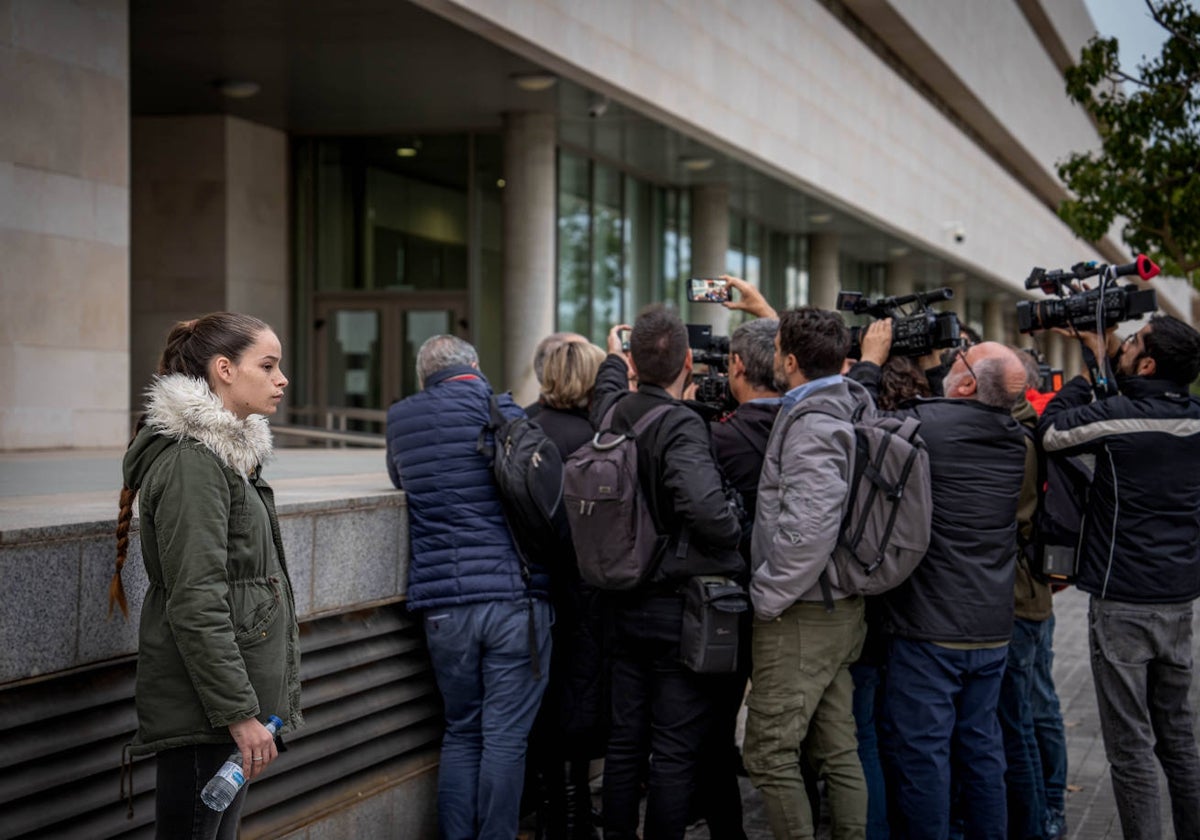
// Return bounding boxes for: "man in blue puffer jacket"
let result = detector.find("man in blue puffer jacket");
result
[386,334,551,840]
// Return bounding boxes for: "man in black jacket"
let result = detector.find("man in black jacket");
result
[696,315,782,840]
[591,306,743,840]
[1038,315,1200,840]
[856,323,1028,840]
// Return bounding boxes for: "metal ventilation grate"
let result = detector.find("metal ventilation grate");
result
[0,603,442,840]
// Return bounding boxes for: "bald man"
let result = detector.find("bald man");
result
[854,326,1028,840]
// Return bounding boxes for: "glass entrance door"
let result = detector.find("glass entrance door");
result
[314,293,469,418]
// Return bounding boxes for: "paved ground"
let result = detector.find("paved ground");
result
[682,587,1200,840]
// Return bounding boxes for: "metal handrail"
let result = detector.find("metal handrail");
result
[271,423,385,447]
[289,405,388,424]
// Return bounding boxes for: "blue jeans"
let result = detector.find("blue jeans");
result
[1030,613,1067,824]
[851,662,889,839]
[425,598,552,840]
[1089,597,1200,840]
[998,618,1046,839]
[883,638,1008,840]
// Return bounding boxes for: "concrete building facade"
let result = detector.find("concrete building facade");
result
[3,0,1195,449]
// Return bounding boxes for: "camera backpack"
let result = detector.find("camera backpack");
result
[563,402,674,591]
[779,402,933,605]
[477,395,565,569]
[1023,441,1094,584]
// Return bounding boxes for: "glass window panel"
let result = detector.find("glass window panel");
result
[592,164,624,344]
[402,310,453,397]
[326,310,381,409]
[557,152,591,336]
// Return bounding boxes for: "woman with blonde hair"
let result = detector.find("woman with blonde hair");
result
[526,338,609,840]
[112,312,302,839]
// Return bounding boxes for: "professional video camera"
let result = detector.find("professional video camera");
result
[1022,348,1063,394]
[1016,254,1159,335]
[686,323,733,410]
[837,287,961,358]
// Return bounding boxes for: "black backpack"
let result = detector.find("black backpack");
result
[1025,447,1094,583]
[563,402,674,591]
[477,395,565,567]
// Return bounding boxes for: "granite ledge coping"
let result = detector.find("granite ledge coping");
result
[1,490,407,547]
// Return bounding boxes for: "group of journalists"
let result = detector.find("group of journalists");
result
[114,260,1200,840]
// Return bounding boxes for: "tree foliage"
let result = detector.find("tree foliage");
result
[1058,0,1200,283]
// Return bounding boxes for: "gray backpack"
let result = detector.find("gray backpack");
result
[779,403,932,605]
[564,402,673,591]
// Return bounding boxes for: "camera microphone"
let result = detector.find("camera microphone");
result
[1113,254,1161,282]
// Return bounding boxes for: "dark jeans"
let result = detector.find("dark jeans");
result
[1030,614,1067,827]
[851,662,889,839]
[155,742,248,840]
[883,638,1008,840]
[998,618,1047,840]
[1089,597,1200,840]
[603,597,721,840]
[425,598,552,840]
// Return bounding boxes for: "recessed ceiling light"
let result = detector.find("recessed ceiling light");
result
[496,178,506,188]
[680,156,715,172]
[889,246,911,257]
[214,80,261,99]
[511,72,558,92]
[809,212,833,225]
[396,139,421,158]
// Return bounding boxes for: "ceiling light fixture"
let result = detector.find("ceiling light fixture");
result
[214,79,261,99]
[808,212,833,225]
[396,139,421,158]
[511,72,558,92]
[889,246,911,257]
[680,156,715,172]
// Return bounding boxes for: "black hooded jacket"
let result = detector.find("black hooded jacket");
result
[1039,374,1200,604]
[850,362,1026,643]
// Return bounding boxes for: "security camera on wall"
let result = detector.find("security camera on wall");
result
[588,96,610,119]
[944,220,965,244]
[954,224,965,244]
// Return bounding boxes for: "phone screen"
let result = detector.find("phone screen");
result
[688,278,730,303]
[619,328,631,352]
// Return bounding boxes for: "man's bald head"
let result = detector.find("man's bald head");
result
[945,342,1028,410]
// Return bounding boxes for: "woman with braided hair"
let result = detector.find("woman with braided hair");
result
[112,312,302,839]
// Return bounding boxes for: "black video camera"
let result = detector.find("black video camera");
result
[1022,348,1064,394]
[686,323,733,410]
[837,287,962,358]
[1016,255,1159,334]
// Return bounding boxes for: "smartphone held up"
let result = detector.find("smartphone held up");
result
[688,278,732,303]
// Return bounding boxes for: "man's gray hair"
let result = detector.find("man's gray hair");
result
[730,318,780,392]
[973,357,1021,410]
[416,334,478,389]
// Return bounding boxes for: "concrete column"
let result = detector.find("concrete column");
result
[131,116,288,408]
[1062,337,1083,380]
[1044,332,1066,373]
[502,112,557,405]
[887,257,915,299]
[0,1,130,449]
[984,299,1007,344]
[689,185,730,333]
[809,233,840,310]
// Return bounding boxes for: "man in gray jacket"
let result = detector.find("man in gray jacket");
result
[743,306,870,840]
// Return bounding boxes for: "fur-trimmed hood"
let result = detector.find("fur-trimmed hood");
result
[127,374,273,484]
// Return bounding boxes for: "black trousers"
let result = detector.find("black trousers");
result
[155,742,248,840]
[602,597,720,840]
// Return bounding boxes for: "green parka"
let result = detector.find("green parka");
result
[123,374,303,756]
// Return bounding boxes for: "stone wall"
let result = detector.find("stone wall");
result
[0,0,130,449]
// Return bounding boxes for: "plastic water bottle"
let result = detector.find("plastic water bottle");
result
[200,715,283,812]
